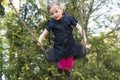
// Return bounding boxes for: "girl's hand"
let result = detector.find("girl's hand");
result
[37,42,43,46]
[81,39,87,46]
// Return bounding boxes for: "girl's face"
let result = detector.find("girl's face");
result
[49,5,63,20]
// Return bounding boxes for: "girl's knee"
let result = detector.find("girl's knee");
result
[57,58,66,69]
[66,56,74,69]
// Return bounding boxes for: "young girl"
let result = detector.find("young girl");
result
[37,0,87,77]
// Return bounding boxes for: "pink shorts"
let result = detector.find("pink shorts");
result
[57,56,74,70]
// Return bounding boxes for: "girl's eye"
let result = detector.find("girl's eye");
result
[50,13,53,15]
[55,11,58,13]
[49,14,54,17]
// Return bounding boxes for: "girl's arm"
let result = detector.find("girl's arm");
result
[76,23,87,46]
[37,29,49,46]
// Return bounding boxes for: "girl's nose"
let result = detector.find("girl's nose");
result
[54,13,57,16]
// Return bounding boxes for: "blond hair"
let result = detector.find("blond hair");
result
[47,0,66,13]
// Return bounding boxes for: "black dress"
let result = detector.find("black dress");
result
[45,14,78,60]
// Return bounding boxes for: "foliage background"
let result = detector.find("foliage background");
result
[0,0,120,80]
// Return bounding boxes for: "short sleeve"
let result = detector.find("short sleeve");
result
[70,16,78,26]
[45,20,53,32]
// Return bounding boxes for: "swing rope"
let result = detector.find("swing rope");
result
[9,0,46,52]
[9,0,37,41]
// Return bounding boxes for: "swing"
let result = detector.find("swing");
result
[45,44,87,62]
[9,0,87,62]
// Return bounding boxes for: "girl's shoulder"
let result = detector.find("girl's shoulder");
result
[64,14,71,18]
[46,19,55,25]
[45,19,56,29]
[63,14,75,21]
[64,14,74,18]
[63,14,78,26]
[47,19,54,23]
